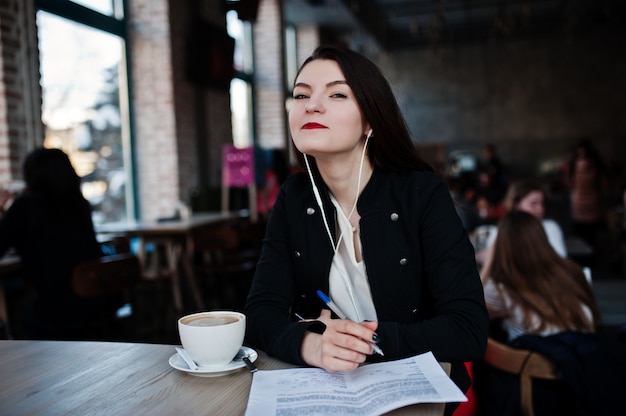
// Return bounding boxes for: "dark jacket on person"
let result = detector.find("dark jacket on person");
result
[0,193,103,336]
[512,331,626,416]
[245,169,489,392]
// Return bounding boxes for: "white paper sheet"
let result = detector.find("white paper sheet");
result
[245,351,467,416]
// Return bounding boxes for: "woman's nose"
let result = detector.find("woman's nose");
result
[305,97,323,113]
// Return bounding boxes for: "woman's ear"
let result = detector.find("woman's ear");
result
[365,129,373,139]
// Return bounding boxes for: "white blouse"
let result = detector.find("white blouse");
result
[327,195,378,323]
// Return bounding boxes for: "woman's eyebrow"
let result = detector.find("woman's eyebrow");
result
[293,80,348,89]
[326,80,348,87]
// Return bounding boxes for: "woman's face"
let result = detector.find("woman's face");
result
[289,59,370,159]
[516,190,544,218]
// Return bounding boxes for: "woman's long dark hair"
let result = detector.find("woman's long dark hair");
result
[23,147,92,222]
[291,45,432,174]
[490,211,599,333]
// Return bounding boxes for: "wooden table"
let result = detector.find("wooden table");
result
[0,340,449,416]
[96,212,243,312]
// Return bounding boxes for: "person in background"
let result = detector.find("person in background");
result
[244,45,488,415]
[482,211,597,342]
[567,139,608,267]
[478,143,507,208]
[0,148,104,339]
[449,173,483,233]
[476,180,567,274]
[475,210,600,415]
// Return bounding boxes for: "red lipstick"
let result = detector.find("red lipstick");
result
[302,122,326,129]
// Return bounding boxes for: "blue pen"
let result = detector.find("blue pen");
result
[316,290,384,356]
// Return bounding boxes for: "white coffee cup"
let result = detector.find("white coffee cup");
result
[178,311,246,367]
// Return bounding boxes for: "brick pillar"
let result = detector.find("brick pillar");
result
[125,0,179,220]
[296,26,319,68]
[254,0,286,149]
[0,0,43,183]
[126,0,230,220]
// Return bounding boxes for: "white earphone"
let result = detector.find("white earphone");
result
[303,129,373,322]
[304,128,373,251]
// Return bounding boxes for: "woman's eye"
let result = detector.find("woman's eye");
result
[331,93,347,98]
[293,93,308,99]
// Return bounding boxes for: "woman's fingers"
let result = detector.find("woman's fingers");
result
[311,309,381,371]
[322,318,376,357]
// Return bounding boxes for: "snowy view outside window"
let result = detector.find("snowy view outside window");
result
[37,8,131,224]
[37,2,250,223]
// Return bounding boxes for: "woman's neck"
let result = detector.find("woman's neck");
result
[316,154,373,222]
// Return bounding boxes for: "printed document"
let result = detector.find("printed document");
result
[245,351,466,416]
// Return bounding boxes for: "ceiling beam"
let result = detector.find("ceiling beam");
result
[339,0,390,49]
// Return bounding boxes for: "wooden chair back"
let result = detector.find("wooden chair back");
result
[483,337,558,416]
[72,253,141,297]
[71,253,141,339]
[192,224,259,309]
[193,226,241,254]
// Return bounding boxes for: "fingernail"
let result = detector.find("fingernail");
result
[372,333,380,343]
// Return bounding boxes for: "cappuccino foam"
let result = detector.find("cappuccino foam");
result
[184,315,240,327]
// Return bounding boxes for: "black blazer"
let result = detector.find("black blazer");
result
[245,169,488,379]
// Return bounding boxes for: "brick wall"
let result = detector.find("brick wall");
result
[127,0,231,220]
[295,26,319,68]
[126,0,182,220]
[254,0,286,150]
[377,32,626,188]
[0,0,43,183]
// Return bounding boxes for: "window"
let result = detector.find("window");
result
[69,0,119,17]
[36,0,133,224]
[227,10,254,148]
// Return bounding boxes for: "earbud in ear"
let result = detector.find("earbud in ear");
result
[366,129,373,139]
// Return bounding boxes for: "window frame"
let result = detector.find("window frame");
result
[35,0,138,220]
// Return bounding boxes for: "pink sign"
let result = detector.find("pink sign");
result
[222,144,255,187]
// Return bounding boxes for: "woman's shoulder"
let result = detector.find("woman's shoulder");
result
[541,219,564,234]
[281,172,310,195]
[3,193,36,214]
[376,169,445,189]
[276,172,315,207]
[284,171,308,185]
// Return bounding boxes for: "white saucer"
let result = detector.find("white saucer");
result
[169,346,258,377]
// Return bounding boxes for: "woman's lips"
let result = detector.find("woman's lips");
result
[302,122,326,129]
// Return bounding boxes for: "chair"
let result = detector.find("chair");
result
[482,337,558,416]
[71,253,141,339]
[192,223,259,309]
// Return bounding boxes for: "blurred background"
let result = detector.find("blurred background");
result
[1,0,624,225]
[0,0,625,342]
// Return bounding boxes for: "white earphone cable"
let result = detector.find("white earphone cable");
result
[304,129,372,253]
[304,154,335,249]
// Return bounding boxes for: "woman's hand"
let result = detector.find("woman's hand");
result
[300,309,379,373]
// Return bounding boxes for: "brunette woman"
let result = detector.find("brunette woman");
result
[482,210,598,341]
[245,46,488,413]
